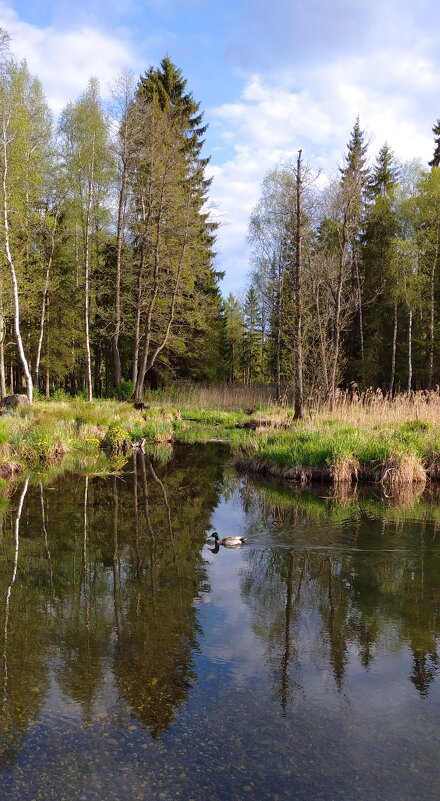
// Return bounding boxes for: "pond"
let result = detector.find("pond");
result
[1,443,440,800]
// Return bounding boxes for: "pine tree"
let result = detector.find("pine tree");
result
[428,119,440,169]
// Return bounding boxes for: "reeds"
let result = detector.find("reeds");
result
[0,387,439,488]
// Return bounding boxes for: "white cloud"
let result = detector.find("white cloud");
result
[0,1,437,296]
[209,43,437,293]
[0,2,140,112]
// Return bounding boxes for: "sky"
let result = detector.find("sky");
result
[0,0,439,295]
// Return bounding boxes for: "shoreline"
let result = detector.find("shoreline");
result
[0,397,438,489]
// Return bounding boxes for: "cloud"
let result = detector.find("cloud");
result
[1,0,438,296]
[233,0,440,75]
[0,2,140,112]
[208,37,437,292]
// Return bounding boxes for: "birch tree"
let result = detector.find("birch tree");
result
[58,79,112,401]
[109,70,137,393]
[0,48,52,402]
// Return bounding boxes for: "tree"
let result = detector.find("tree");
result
[293,149,304,419]
[58,78,113,401]
[391,162,426,394]
[319,178,360,408]
[242,286,264,384]
[0,49,53,402]
[361,143,399,389]
[109,70,138,393]
[223,293,244,382]
[417,168,440,387]
[428,119,440,169]
[131,57,218,399]
[249,167,293,398]
[339,117,370,369]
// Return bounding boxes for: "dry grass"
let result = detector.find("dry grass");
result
[330,456,360,484]
[311,388,440,427]
[145,382,274,411]
[146,383,440,429]
[424,450,440,480]
[380,453,427,491]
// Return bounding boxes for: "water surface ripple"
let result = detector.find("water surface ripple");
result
[0,443,439,800]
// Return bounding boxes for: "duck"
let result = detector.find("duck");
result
[208,532,247,548]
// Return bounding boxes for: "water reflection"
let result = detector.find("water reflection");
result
[1,448,440,799]
[239,478,440,704]
[0,445,225,765]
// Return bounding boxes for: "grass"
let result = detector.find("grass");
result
[1,387,440,489]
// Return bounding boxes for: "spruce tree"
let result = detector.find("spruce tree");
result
[339,116,369,191]
[339,117,370,376]
[428,119,440,169]
[132,57,221,397]
[361,144,399,386]
[368,142,399,197]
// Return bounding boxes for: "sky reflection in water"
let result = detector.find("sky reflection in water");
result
[0,444,440,801]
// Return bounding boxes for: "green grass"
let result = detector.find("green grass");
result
[239,422,440,468]
[0,396,439,487]
[245,476,440,527]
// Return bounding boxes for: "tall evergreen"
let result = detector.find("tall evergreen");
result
[361,144,399,386]
[339,116,369,191]
[339,117,370,378]
[428,119,440,169]
[132,56,222,398]
[368,142,399,197]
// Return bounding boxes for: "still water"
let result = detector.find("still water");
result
[1,443,440,800]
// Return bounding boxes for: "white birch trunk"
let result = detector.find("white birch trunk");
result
[1,122,33,403]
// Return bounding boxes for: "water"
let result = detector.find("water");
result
[1,443,440,800]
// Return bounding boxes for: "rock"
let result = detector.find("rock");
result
[1,393,30,410]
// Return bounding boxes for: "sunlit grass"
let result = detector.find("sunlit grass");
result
[0,389,439,485]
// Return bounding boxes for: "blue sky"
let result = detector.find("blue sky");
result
[0,0,439,295]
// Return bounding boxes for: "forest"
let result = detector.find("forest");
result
[0,27,440,411]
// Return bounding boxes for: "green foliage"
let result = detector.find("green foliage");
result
[51,388,71,402]
[117,379,134,401]
[400,420,431,433]
[100,423,130,453]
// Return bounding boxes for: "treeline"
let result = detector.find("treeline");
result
[225,119,440,413]
[0,30,225,402]
[2,21,440,408]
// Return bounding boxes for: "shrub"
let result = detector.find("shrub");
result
[51,388,71,402]
[101,423,130,453]
[118,379,134,401]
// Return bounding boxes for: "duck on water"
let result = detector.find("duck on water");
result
[207,532,247,548]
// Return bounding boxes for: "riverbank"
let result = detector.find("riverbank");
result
[0,393,439,488]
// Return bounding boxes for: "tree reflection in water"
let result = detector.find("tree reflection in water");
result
[1,448,440,778]
[0,443,225,762]
[239,478,440,706]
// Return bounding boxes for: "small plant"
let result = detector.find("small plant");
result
[101,422,130,453]
[118,379,134,401]
[51,388,71,402]
[400,420,431,433]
